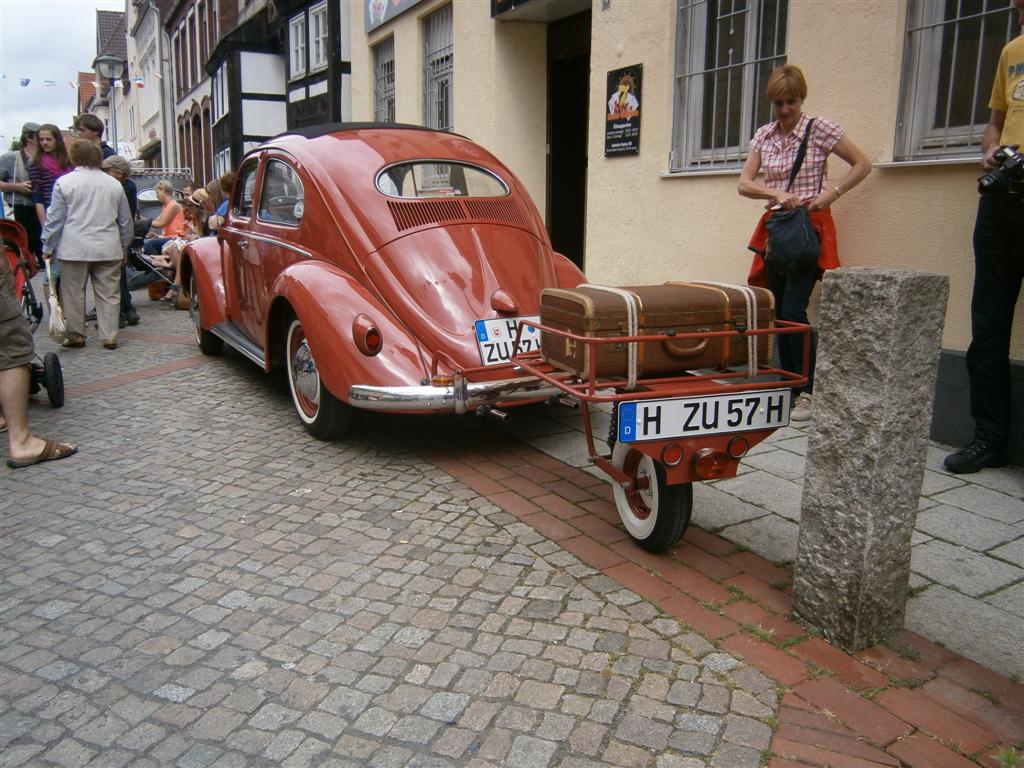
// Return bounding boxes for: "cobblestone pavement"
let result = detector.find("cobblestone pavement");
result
[1,292,1021,768]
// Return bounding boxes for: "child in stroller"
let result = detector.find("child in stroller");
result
[1,219,64,408]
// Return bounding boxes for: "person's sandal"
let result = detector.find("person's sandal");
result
[161,285,180,303]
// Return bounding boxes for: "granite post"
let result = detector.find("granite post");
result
[793,267,949,652]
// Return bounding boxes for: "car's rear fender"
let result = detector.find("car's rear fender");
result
[266,261,429,399]
[182,238,227,328]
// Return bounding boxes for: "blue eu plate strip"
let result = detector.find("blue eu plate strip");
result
[474,320,489,343]
[618,402,637,443]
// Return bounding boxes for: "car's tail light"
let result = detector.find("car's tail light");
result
[727,437,750,459]
[661,443,684,466]
[694,448,731,479]
[353,314,383,356]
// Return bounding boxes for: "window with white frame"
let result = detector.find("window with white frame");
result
[896,0,1018,161]
[310,2,328,71]
[212,63,228,123]
[290,14,307,78]
[423,5,453,131]
[214,147,231,178]
[374,38,396,123]
[672,0,788,171]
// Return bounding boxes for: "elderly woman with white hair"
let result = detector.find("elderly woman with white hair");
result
[40,140,134,349]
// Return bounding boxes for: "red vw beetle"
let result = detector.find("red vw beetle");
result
[184,123,808,552]
[184,124,585,438]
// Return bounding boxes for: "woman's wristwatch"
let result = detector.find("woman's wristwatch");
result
[832,185,843,197]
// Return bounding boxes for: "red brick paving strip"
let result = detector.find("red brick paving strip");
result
[886,733,985,768]
[67,355,211,397]
[421,420,1018,767]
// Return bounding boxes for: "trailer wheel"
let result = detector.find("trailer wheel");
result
[43,353,64,408]
[611,442,692,551]
[285,318,352,440]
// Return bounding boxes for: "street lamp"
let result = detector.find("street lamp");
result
[92,54,127,154]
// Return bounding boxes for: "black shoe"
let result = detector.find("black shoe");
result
[123,309,140,326]
[943,440,1006,474]
[119,315,128,328]
[85,308,97,322]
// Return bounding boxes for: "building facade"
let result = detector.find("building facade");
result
[347,0,1023,461]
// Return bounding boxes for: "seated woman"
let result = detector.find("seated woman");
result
[143,181,186,256]
[151,191,208,304]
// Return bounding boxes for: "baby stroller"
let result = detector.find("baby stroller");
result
[1,220,64,407]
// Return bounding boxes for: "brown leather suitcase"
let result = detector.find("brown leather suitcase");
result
[539,282,774,380]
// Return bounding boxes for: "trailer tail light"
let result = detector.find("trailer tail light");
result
[661,443,684,467]
[727,437,750,459]
[694,448,731,479]
[353,314,383,356]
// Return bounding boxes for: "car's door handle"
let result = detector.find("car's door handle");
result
[237,239,248,250]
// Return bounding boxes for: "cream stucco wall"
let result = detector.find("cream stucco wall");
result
[585,0,1022,358]
[349,0,1022,359]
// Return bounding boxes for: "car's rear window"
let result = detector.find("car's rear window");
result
[376,162,508,199]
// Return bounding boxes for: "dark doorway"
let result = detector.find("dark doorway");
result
[547,11,590,271]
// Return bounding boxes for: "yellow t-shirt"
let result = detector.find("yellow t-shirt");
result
[989,34,1024,146]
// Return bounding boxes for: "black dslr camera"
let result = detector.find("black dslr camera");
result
[977,145,1024,193]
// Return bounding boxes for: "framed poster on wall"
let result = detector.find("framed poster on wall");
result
[605,64,642,156]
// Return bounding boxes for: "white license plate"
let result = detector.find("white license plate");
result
[617,389,791,443]
[474,316,541,366]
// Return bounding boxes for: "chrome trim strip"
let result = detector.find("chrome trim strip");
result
[210,322,266,367]
[245,233,312,258]
[348,375,567,413]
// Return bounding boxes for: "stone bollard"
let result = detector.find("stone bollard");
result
[793,267,949,652]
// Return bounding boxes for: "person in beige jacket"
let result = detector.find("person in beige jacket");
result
[40,141,133,349]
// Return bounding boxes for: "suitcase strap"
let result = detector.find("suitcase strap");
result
[580,284,640,389]
[689,281,760,377]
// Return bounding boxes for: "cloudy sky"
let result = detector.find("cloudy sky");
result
[0,0,124,146]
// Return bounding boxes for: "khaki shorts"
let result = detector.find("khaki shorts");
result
[0,312,33,370]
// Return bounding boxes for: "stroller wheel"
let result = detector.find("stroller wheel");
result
[43,352,64,408]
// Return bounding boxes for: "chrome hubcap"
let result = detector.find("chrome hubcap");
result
[291,338,320,413]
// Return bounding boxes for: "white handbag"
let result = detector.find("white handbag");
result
[45,260,66,344]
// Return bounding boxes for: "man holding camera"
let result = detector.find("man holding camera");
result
[945,0,1024,474]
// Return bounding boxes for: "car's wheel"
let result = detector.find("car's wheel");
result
[43,353,64,408]
[189,272,222,355]
[285,318,352,439]
[611,441,692,551]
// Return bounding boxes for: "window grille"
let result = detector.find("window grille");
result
[290,14,307,78]
[374,38,396,123]
[423,5,453,131]
[672,0,788,170]
[896,0,1018,161]
[310,2,328,71]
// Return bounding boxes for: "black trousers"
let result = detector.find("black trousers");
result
[966,189,1024,450]
[764,259,818,395]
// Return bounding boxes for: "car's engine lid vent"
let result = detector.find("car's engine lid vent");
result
[388,199,465,231]
[387,198,530,232]
[463,198,529,229]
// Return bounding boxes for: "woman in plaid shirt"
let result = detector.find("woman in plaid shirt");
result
[738,65,872,422]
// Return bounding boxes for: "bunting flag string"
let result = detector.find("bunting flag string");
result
[3,73,156,90]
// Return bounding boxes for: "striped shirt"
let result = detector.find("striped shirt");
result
[29,153,72,209]
[750,114,844,203]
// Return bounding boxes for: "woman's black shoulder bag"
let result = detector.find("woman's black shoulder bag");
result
[764,118,821,274]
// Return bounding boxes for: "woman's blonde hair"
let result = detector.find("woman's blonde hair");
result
[765,65,807,102]
[154,180,174,196]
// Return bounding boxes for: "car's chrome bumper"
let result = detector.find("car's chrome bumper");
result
[348,372,568,414]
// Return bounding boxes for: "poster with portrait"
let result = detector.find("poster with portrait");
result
[365,0,424,32]
[605,64,642,156]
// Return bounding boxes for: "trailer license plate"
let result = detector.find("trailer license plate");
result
[617,390,791,443]
[474,316,541,366]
